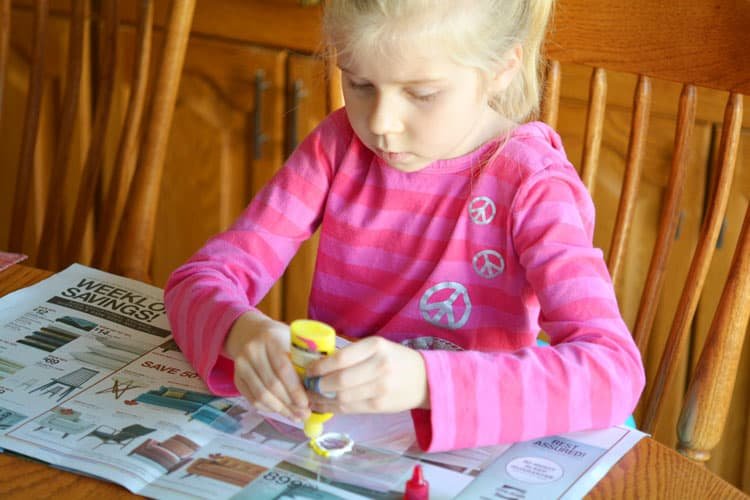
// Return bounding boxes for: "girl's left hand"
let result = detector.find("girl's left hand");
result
[304,336,429,414]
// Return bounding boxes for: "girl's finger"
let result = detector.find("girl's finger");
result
[247,344,297,410]
[235,356,292,418]
[235,376,273,414]
[267,343,310,412]
[306,336,383,376]
[312,352,382,395]
[309,377,384,413]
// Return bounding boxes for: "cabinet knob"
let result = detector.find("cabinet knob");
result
[287,79,307,157]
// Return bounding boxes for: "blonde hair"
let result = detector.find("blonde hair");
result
[323,0,554,122]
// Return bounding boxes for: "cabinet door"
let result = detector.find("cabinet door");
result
[281,54,330,323]
[149,36,287,320]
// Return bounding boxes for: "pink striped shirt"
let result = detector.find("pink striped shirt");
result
[164,108,645,452]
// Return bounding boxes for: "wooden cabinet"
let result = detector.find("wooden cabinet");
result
[1,0,329,322]
[147,36,289,316]
[149,40,330,320]
[133,1,332,322]
[108,1,330,322]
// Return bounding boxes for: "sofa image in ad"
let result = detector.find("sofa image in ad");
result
[183,453,266,486]
[135,387,246,433]
[70,336,151,370]
[129,434,199,473]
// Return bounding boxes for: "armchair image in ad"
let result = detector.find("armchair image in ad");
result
[78,423,156,449]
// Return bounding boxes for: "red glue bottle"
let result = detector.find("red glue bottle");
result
[404,464,429,500]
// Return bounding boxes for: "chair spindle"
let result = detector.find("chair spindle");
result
[579,67,607,195]
[8,0,48,254]
[540,59,560,128]
[37,0,88,270]
[641,93,743,435]
[94,0,154,271]
[0,0,10,118]
[678,200,750,463]
[64,0,119,266]
[633,84,697,356]
[111,0,197,281]
[607,74,651,286]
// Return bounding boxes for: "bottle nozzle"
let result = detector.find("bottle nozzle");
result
[404,464,429,499]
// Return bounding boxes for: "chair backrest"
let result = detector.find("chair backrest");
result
[1,0,195,282]
[120,424,155,439]
[541,0,750,466]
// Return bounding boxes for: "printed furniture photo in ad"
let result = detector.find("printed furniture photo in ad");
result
[0,407,27,430]
[129,434,199,473]
[70,336,151,370]
[15,316,95,352]
[135,387,246,432]
[29,368,100,401]
[33,407,94,439]
[78,423,156,449]
[0,357,24,379]
[183,453,266,486]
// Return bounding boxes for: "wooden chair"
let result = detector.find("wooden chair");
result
[1,0,195,282]
[541,0,750,468]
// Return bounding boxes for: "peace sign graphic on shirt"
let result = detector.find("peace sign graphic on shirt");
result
[419,281,472,330]
[472,250,505,279]
[468,196,496,225]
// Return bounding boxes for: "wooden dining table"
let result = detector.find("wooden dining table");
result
[0,263,746,499]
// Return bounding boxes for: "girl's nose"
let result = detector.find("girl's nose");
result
[368,94,404,136]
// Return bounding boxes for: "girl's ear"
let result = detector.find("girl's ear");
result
[488,44,523,93]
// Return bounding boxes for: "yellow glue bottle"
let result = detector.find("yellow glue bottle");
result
[289,319,336,439]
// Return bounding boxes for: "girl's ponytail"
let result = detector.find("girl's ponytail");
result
[522,0,554,119]
[494,0,554,121]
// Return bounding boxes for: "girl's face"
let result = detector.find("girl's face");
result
[340,43,511,172]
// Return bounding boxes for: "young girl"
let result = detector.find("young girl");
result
[165,0,645,452]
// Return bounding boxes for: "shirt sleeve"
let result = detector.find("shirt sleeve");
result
[163,110,351,395]
[412,166,645,451]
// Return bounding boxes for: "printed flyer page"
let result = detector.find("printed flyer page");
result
[0,264,647,499]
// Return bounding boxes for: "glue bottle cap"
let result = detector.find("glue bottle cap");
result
[404,464,429,500]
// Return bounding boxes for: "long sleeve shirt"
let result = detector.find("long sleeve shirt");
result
[164,108,645,452]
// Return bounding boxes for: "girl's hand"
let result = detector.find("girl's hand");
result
[304,336,429,414]
[224,311,310,422]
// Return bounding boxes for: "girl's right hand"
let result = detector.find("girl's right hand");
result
[224,311,311,422]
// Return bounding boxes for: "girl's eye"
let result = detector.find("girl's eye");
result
[347,79,373,91]
[408,90,439,102]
